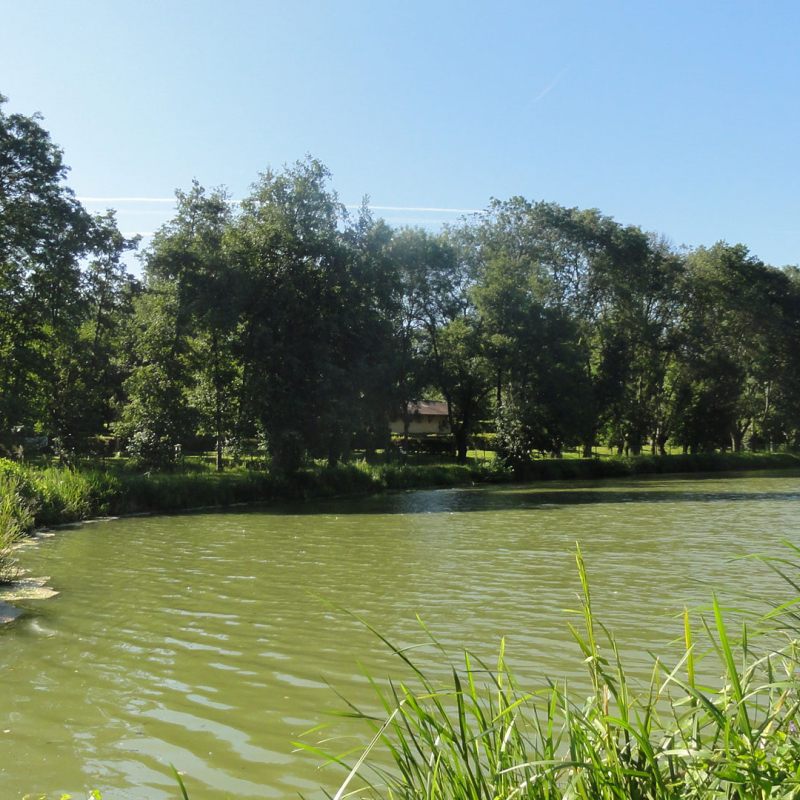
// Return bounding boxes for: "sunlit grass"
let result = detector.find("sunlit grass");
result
[300,546,800,800]
[0,476,34,583]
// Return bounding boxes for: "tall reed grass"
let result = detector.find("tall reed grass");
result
[303,546,800,799]
[0,475,34,583]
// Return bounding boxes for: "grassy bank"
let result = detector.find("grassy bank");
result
[1,451,798,528]
[509,450,800,481]
[0,460,487,579]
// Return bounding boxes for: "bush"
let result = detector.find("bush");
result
[31,468,120,525]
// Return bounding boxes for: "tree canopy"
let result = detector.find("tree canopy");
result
[3,95,800,470]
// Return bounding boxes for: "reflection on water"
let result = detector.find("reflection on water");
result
[1,472,800,798]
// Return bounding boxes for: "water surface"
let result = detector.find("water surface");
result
[2,472,799,798]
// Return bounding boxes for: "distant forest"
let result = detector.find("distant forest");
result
[3,95,800,471]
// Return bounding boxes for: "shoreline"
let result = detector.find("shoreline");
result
[8,451,800,531]
[2,454,799,621]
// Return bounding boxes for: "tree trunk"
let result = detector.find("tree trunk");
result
[402,409,410,461]
[213,330,223,472]
[455,429,468,464]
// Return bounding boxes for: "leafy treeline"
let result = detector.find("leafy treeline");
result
[3,96,800,471]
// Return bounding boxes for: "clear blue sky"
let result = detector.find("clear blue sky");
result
[3,0,799,267]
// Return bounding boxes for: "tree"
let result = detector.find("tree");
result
[475,251,589,461]
[384,228,460,454]
[142,181,238,470]
[114,278,197,467]
[594,232,683,456]
[0,95,135,457]
[229,159,395,471]
[396,227,491,464]
[674,243,796,453]
[42,212,138,457]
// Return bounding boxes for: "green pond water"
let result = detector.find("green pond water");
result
[2,472,800,799]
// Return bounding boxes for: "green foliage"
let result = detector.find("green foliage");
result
[0,457,39,499]
[31,468,121,526]
[5,92,800,485]
[672,243,800,454]
[372,462,485,490]
[0,476,34,582]
[0,458,122,537]
[0,96,137,458]
[229,159,399,472]
[114,280,197,468]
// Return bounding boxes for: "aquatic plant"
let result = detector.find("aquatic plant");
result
[302,546,800,799]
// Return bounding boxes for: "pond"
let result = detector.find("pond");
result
[2,472,800,798]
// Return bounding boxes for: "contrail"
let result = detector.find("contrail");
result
[78,197,484,214]
[78,197,176,203]
[526,67,568,108]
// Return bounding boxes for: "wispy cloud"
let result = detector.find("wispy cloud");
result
[526,67,568,109]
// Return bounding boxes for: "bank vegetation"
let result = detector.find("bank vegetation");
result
[2,451,799,585]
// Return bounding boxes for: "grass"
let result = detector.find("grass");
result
[0,475,34,582]
[301,545,800,800]
[507,451,800,482]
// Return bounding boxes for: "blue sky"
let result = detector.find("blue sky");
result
[3,0,799,267]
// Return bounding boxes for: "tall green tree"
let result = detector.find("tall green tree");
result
[229,159,395,471]
[385,228,467,453]
[0,95,134,457]
[141,181,238,470]
[115,278,196,467]
[404,228,490,463]
[43,212,138,457]
[674,243,795,453]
